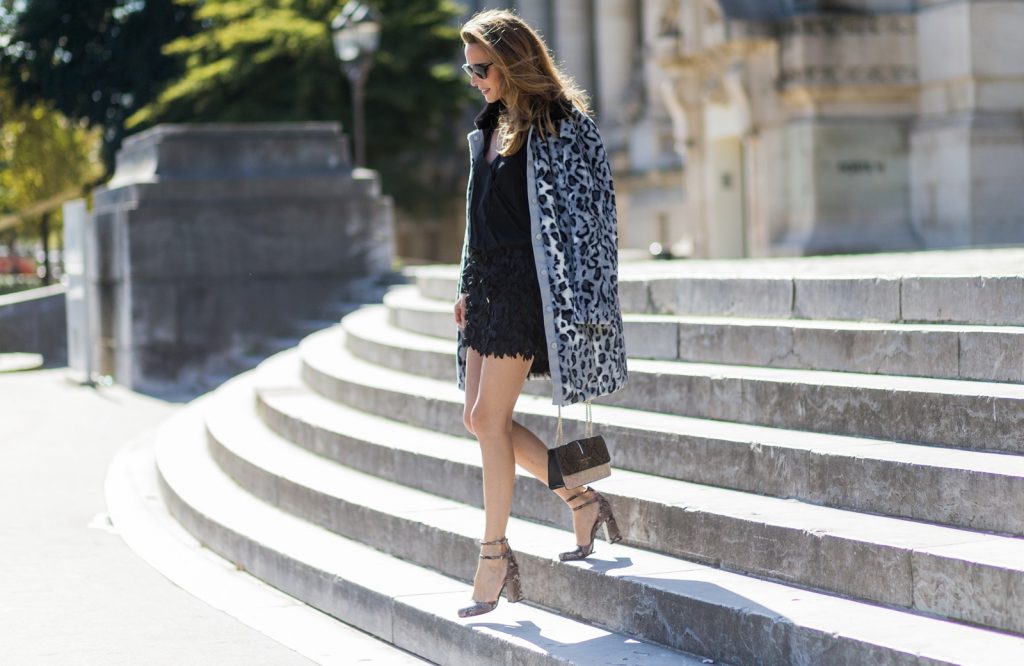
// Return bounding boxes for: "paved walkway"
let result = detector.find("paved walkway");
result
[0,368,421,665]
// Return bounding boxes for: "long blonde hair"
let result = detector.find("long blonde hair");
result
[460,9,590,156]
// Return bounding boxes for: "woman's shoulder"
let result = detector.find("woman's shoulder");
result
[558,106,603,149]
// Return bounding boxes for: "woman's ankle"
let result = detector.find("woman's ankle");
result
[559,486,593,505]
[479,537,507,555]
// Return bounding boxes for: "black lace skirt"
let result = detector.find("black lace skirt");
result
[462,244,551,379]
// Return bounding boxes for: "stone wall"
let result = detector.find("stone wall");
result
[0,285,67,366]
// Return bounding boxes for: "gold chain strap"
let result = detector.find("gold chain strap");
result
[556,399,594,447]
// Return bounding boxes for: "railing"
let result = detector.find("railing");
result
[0,274,48,297]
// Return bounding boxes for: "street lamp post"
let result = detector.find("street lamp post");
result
[331,1,381,169]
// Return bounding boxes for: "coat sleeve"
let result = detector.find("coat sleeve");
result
[565,116,622,326]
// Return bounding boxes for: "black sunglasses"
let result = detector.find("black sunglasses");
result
[462,62,493,79]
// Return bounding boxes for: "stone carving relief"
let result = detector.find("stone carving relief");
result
[779,13,918,88]
[658,0,681,37]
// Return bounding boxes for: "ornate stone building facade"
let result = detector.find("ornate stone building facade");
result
[460,1,1024,258]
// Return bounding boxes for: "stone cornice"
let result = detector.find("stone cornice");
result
[781,65,919,88]
[779,13,916,37]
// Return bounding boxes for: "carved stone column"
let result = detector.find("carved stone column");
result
[911,0,1024,247]
[552,0,593,95]
[594,0,639,158]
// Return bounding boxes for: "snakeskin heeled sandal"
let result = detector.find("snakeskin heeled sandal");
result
[559,487,622,561]
[457,537,524,618]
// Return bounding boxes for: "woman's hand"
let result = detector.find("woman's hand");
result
[454,293,467,331]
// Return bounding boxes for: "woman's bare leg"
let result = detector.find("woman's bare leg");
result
[508,421,602,546]
[463,346,483,435]
[464,347,601,565]
[465,349,532,602]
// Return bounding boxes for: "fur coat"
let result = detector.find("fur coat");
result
[456,106,628,407]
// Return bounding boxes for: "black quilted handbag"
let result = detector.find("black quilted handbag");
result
[547,400,611,490]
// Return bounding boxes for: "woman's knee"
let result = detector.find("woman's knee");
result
[463,408,475,436]
[469,405,512,439]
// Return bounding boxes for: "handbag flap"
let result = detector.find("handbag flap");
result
[553,435,610,470]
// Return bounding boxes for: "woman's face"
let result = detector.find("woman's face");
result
[464,43,503,104]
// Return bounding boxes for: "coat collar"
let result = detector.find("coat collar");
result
[469,98,580,140]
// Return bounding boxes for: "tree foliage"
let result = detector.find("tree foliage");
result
[1,0,474,216]
[128,0,474,214]
[0,81,102,275]
[0,0,196,169]
[0,86,101,215]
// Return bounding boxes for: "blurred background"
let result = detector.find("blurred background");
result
[2,0,1023,287]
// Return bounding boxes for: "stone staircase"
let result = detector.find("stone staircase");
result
[152,251,1024,665]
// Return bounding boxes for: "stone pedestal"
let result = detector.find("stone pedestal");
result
[776,118,919,254]
[88,123,394,393]
[775,13,920,254]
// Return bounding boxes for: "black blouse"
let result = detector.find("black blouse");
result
[468,99,571,251]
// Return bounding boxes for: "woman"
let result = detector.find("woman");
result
[454,10,628,618]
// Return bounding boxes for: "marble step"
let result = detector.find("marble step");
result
[292,328,1024,633]
[327,316,1024,536]
[154,389,698,666]
[384,285,1024,383]
[198,362,1024,665]
[343,305,1024,454]
[411,250,1024,325]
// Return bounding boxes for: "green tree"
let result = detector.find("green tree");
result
[128,0,474,215]
[0,0,196,169]
[0,83,102,283]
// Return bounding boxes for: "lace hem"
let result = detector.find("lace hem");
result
[462,245,550,379]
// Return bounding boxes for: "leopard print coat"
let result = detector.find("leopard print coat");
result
[455,107,629,406]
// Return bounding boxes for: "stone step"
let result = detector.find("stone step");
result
[410,249,1024,325]
[285,335,1024,634]
[0,352,44,373]
[327,316,1024,536]
[155,389,698,666]
[196,362,1024,665]
[384,285,1024,383]
[106,412,427,665]
[343,305,1024,454]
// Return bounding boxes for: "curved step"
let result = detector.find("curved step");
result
[343,304,1024,455]
[105,413,422,665]
[155,383,696,666]
[384,286,456,341]
[199,360,1024,665]
[410,251,1024,326]
[384,284,1024,383]
[384,285,681,361]
[328,316,1024,536]
[293,326,1024,634]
